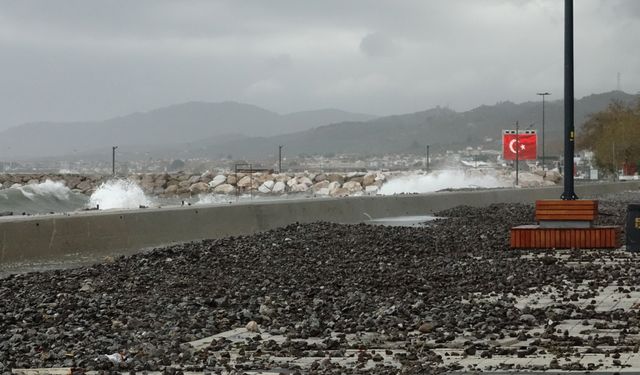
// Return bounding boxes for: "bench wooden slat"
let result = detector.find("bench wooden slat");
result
[510,225,619,249]
[536,202,597,208]
[535,199,598,222]
[536,209,597,215]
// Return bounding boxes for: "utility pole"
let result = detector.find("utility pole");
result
[612,141,617,180]
[426,145,430,173]
[112,146,118,176]
[278,145,283,173]
[561,0,577,200]
[537,92,550,172]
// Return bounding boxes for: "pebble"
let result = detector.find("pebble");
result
[0,193,639,373]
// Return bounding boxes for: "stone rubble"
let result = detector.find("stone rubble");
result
[1,191,638,374]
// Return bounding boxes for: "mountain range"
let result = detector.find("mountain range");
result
[0,91,637,161]
[0,103,374,159]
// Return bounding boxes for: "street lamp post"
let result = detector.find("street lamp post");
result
[561,0,577,200]
[278,145,283,173]
[426,145,430,173]
[112,146,118,176]
[537,92,550,172]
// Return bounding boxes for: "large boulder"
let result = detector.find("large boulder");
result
[298,176,313,187]
[362,173,376,187]
[165,185,179,195]
[226,175,238,185]
[256,174,273,184]
[313,173,327,183]
[327,181,341,191]
[342,181,363,193]
[209,175,227,188]
[290,184,309,193]
[187,175,201,184]
[273,174,290,182]
[258,180,275,194]
[237,176,253,188]
[214,184,235,194]
[258,184,271,194]
[189,182,210,194]
[315,187,330,196]
[327,174,345,184]
[272,181,286,194]
[329,187,349,197]
[313,180,330,191]
[261,180,275,190]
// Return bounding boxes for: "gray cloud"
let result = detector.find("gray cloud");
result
[0,0,638,129]
[360,32,398,58]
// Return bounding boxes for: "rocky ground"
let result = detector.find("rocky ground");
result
[0,192,637,374]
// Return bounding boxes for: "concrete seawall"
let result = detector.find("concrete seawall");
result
[1,181,639,264]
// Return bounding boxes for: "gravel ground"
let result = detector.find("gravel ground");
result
[1,192,639,374]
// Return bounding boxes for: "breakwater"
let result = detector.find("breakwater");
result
[1,181,638,266]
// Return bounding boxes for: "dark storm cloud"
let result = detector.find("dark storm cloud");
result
[0,0,638,128]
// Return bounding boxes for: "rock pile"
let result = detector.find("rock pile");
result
[0,171,389,198]
[1,191,638,373]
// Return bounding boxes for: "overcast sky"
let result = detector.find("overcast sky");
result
[0,0,638,129]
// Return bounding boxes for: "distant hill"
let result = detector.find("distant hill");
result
[2,91,637,161]
[0,102,375,159]
[140,91,639,160]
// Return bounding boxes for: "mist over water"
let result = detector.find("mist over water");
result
[88,179,153,210]
[378,170,509,195]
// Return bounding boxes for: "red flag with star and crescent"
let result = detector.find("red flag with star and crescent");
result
[502,130,537,160]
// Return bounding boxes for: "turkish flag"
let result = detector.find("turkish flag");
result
[503,132,537,160]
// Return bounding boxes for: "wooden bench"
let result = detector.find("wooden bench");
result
[510,199,619,249]
[535,199,598,222]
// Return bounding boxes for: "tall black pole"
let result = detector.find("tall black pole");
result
[278,145,283,173]
[112,146,118,176]
[537,92,550,172]
[426,145,430,173]
[562,0,577,200]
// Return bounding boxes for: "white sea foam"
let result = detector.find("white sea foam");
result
[88,179,152,210]
[378,170,509,195]
[19,180,71,201]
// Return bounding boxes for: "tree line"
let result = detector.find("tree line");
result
[579,99,640,174]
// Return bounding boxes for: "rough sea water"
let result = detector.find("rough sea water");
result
[0,179,259,215]
[378,169,510,195]
[0,170,512,216]
[0,180,88,215]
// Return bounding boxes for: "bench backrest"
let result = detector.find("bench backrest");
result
[535,199,598,222]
